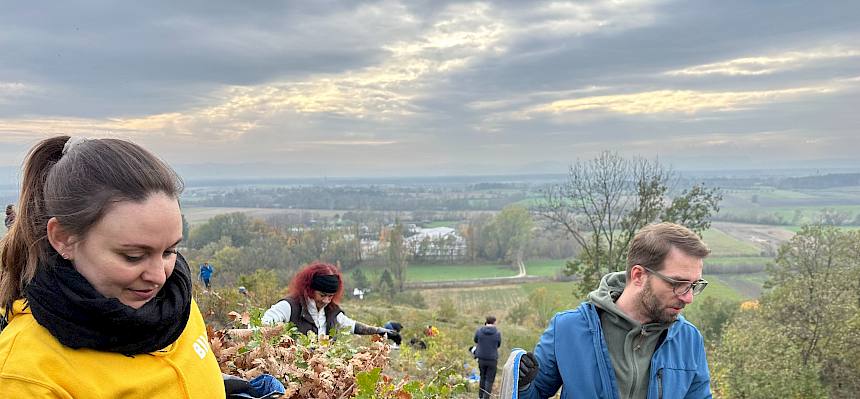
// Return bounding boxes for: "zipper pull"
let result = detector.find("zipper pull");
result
[634,327,646,351]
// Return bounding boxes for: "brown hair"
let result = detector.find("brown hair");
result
[626,222,710,279]
[0,136,183,312]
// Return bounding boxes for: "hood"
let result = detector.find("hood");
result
[587,271,628,315]
[478,325,498,335]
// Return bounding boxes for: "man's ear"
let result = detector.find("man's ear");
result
[629,265,648,286]
[46,217,77,259]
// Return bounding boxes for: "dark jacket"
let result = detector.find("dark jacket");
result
[474,325,501,361]
[284,297,345,336]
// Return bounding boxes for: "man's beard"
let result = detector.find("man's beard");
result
[638,277,683,324]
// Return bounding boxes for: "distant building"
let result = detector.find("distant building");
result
[405,227,466,262]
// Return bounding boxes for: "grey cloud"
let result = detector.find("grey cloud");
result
[0,1,405,117]
[1,0,858,177]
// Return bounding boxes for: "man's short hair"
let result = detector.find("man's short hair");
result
[627,222,710,278]
[485,316,496,325]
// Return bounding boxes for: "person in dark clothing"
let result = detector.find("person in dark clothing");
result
[383,321,403,346]
[261,261,400,344]
[474,315,501,399]
[409,337,427,350]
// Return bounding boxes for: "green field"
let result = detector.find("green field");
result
[698,275,746,302]
[705,256,771,266]
[779,224,860,233]
[524,259,567,277]
[358,263,518,282]
[701,228,762,257]
[420,285,527,314]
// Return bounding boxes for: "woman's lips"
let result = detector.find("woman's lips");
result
[128,288,157,301]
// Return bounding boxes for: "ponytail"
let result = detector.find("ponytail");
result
[1,135,182,314]
[0,136,69,312]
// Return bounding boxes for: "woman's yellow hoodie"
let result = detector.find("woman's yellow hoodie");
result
[0,299,225,398]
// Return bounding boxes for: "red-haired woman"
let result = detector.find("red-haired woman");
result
[262,261,400,342]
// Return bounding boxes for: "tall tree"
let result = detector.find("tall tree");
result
[188,212,268,249]
[386,221,408,292]
[536,151,721,295]
[462,214,492,263]
[486,205,534,264]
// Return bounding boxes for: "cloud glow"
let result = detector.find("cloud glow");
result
[525,86,837,116]
[666,45,860,76]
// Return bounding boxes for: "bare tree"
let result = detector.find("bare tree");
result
[536,151,721,295]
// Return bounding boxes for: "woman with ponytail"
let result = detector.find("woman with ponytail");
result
[262,261,401,343]
[0,136,225,397]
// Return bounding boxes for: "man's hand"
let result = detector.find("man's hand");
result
[518,352,539,390]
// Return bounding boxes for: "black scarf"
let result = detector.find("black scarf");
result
[24,252,192,355]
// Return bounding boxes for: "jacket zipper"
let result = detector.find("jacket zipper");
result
[657,368,663,399]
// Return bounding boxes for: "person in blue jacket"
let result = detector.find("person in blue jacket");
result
[199,262,213,289]
[516,222,712,399]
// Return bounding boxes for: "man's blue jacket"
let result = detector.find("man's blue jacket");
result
[518,302,711,399]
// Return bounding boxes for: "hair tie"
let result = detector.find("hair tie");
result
[62,137,90,156]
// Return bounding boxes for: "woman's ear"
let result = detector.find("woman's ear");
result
[46,217,76,260]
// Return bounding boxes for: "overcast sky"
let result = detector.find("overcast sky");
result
[1,0,858,178]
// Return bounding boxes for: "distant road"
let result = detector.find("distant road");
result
[405,259,545,289]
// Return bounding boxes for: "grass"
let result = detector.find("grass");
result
[701,228,762,257]
[698,275,746,302]
[705,256,773,266]
[704,256,773,274]
[779,225,860,233]
[521,281,578,298]
[524,259,567,277]
[710,272,769,299]
[407,264,518,281]
[421,285,526,314]
[358,262,518,282]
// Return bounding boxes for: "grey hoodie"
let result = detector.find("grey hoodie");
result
[587,272,673,399]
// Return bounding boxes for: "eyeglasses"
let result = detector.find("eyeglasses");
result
[641,266,708,296]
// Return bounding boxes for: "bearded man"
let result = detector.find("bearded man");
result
[515,222,712,399]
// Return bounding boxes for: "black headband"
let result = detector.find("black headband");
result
[310,274,340,294]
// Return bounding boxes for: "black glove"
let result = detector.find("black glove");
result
[223,374,251,397]
[379,328,402,345]
[518,352,539,390]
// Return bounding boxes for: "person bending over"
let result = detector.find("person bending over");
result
[262,262,399,343]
